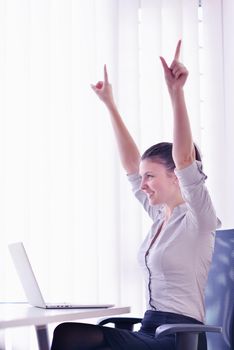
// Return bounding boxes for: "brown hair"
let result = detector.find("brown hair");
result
[141,142,202,172]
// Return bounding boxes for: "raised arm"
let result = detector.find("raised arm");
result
[160,40,195,170]
[91,65,141,174]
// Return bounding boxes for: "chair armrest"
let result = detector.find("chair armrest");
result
[155,323,222,338]
[97,317,142,330]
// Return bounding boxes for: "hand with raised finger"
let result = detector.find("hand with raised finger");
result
[91,65,115,107]
[160,40,188,93]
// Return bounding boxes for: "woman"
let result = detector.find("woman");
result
[51,41,220,350]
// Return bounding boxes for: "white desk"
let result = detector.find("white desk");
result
[0,304,130,350]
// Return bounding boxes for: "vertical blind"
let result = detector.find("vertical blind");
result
[201,0,234,228]
[0,0,233,348]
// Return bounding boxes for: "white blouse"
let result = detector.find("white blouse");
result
[127,161,221,322]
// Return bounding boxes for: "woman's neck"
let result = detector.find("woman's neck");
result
[164,197,185,219]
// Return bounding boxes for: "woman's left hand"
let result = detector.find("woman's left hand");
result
[160,40,188,93]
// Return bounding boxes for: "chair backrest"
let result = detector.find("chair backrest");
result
[205,229,234,350]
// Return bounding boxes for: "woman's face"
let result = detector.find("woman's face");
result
[139,158,178,206]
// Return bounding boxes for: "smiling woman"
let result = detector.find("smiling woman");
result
[50,41,220,350]
[0,0,233,349]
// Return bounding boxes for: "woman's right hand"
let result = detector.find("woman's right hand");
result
[91,65,115,108]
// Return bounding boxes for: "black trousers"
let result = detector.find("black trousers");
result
[51,310,207,350]
[101,310,207,350]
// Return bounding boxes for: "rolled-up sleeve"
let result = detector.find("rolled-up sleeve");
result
[175,161,221,231]
[127,173,162,222]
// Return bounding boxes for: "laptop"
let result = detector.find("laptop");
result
[8,242,114,309]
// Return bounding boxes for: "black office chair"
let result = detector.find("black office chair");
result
[98,229,234,350]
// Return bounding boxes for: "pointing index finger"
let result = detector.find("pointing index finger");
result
[104,64,109,83]
[174,40,181,61]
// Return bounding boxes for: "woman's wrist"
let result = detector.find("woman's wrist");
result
[105,100,118,113]
[169,87,185,102]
